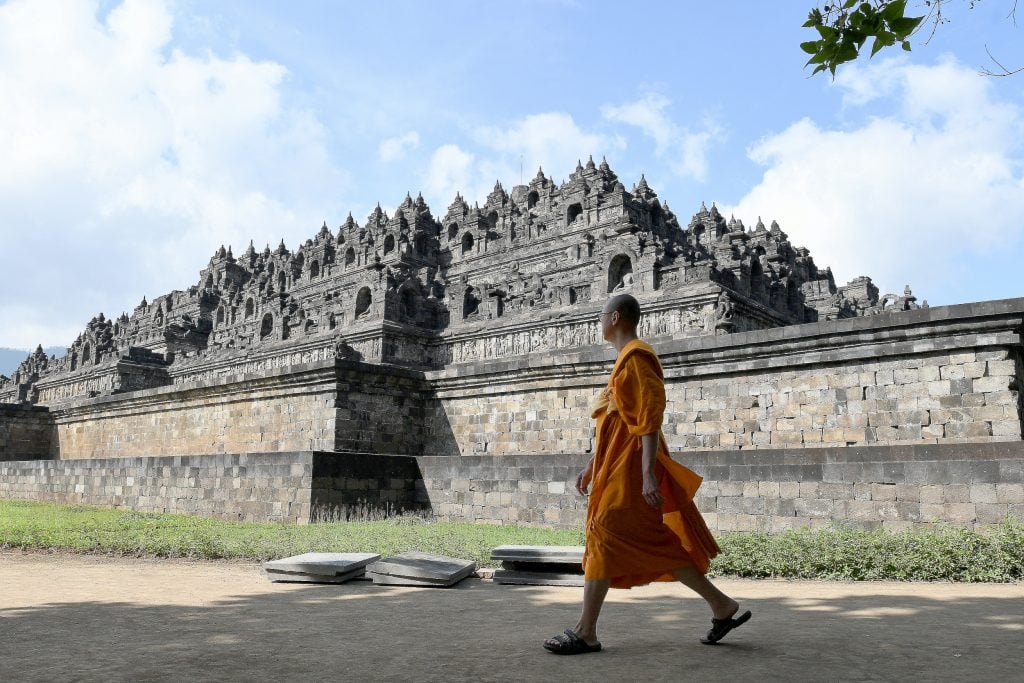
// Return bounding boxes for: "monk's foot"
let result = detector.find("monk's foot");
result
[711,598,739,621]
[543,629,603,655]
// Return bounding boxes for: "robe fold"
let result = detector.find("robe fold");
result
[582,339,720,589]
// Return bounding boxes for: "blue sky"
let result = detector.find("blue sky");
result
[1,0,1023,350]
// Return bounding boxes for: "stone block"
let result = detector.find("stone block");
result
[779,481,800,499]
[870,483,897,501]
[975,503,1009,524]
[995,484,1024,504]
[945,422,992,438]
[263,552,381,576]
[818,483,854,500]
[719,481,744,496]
[974,376,1011,393]
[919,485,945,504]
[793,498,833,518]
[367,551,476,587]
[263,567,366,584]
[991,421,1021,437]
[492,570,584,587]
[986,360,1016,376]
[895,484,920,502]
[970,484,999,504]
[490,545,584,564]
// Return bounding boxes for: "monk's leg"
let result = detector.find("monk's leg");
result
[671,566,738,620]
[573,579,610,646]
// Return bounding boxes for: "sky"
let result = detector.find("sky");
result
[1,0,1023,352]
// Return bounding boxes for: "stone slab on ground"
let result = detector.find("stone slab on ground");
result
[367,551,476,587]
[492,569,585,587]
[490,545,584,564]
[261,552,380,576]
[262,567,366,584]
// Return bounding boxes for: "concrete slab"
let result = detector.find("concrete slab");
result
[263,567,366,584]
[500,560,583,574]
[369,574,462,587]
[490,545,584,564]
[492,569,586,587]
[367,551,476,587]
[261,552,380,576]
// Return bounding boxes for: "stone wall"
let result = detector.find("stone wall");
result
[41,359,435,460]
[425,299,1024,455]
[414,442,1024,531]
[0,404,55,461]
[3,444,1022,530]
[0,453,316,522]
[0,451,428,523]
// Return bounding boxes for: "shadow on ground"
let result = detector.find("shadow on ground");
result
[1,560,1022,682]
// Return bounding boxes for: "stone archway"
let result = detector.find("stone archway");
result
[607,254,633,293]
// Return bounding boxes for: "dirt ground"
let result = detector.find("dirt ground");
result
[1,550,1022,682]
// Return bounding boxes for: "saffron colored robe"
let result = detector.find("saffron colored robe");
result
[582,339,720,589]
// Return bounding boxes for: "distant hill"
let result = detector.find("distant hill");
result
[0,346,66,378]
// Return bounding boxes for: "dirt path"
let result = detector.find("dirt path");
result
[1,550,1021,682]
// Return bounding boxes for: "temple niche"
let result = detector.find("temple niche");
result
[1,157,923,406]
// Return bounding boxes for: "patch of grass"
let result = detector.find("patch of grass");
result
[2,500,1021,581]
[0,500,584,566]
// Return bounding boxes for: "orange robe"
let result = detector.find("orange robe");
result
[582,339,720,589]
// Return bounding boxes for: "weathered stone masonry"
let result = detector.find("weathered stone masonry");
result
[427,298,1024,455]
[0,404,55,462]
[1,160,1020,529]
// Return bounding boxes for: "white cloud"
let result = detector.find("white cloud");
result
[378,131,421,162]
[726,57,1024,305]
[602,93,722,181]
[474,112,622,180]
[0,0,346,348]
[421,112,625,209]
[423,144,477,209]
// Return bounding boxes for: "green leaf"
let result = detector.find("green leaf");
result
[870,38,887,57]
[889,15,924,36]
[836,40,859,64]
[842,0,858,8]
[902,40,912,52]
[800,40,821,55]
[815,24,838,40]
[881,0,907,22]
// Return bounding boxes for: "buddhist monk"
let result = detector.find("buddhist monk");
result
[543,293,751,654]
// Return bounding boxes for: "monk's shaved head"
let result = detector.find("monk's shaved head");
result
[607,294,641,328]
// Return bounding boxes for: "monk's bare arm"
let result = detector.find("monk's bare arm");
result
[640,432,665,508]
[575,456,595,495]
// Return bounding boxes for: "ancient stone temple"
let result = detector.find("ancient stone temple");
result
[2,159,1022,530]
[1,157,921,407]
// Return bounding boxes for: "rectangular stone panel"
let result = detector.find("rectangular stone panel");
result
[367,551,476,587]
[490,545,584,564]
[263,567,367,584]
[263,552,381,576]
[492,569,585,587]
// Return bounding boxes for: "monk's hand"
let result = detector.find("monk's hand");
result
[642,473,664,508]
[575,462,593,495]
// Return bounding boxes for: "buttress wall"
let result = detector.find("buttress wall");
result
[422,299,1024,456]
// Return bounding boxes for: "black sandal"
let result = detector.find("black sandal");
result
[700,609,752,645]
[543,629,603,655]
